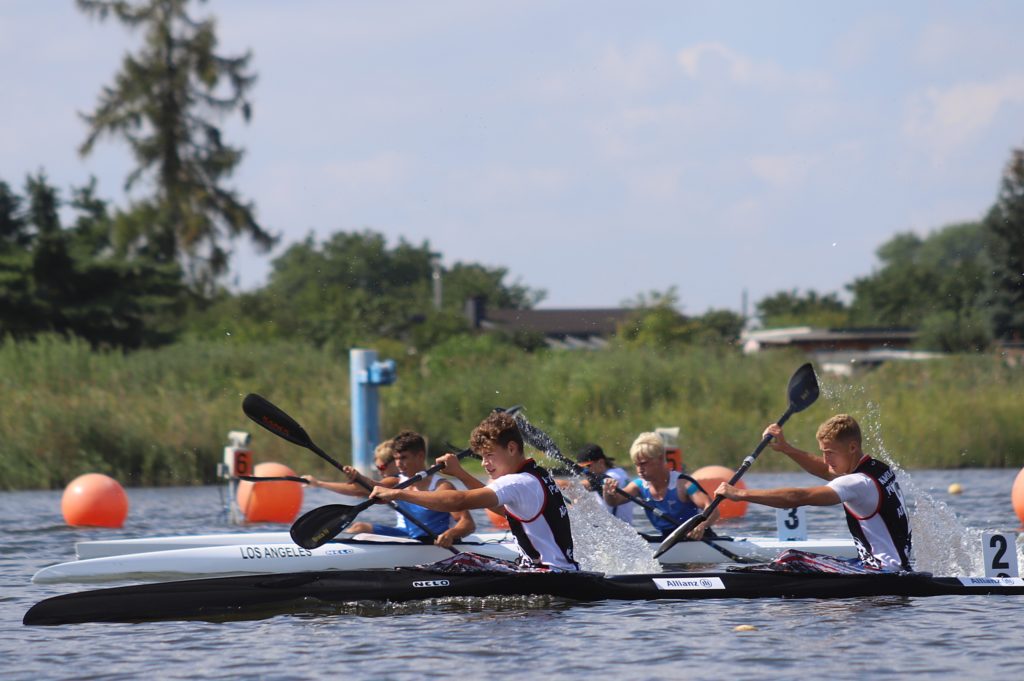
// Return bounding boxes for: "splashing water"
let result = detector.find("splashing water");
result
[819,379,1020,575]
[554,474,661,574]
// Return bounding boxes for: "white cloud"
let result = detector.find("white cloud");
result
[747,153,818,189]
[676,42,832,92]
[463,165,571,203]
[598,43,673,93]
[833,15,902,69]
[322,152,413,189]
[904,75,1024,160]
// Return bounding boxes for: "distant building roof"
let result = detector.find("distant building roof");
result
[483,308,634,336]
[742,326,917,354]
[466,299,635,349]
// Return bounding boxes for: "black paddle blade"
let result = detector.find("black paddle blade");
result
[787,363,819,413]
[242,393,313,449]
[652,515,703,558]
[289,503,364,549]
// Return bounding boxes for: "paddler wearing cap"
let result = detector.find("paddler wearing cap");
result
[371,411,579,571]
[575,443,634,525]
[603,432,717,540]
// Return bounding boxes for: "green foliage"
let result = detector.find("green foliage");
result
[618,288,744,349]
[847,222,992,351]
[5,337,1021,489]
[184,229,543,352]
[984,147,1024,341]
[756,289,849,328]
[76,0,275,291]
[0,172,185,348]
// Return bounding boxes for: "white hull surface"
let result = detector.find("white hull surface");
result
[34,532,858,584]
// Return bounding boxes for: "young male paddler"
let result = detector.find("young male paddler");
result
[305,431,475,549]
[370,411,579,571]
[715,414,912,571]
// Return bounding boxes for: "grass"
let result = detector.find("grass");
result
[2,335,1022,490]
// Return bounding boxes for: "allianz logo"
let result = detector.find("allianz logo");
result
[412,579,451,588]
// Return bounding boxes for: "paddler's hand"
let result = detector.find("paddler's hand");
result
[435,529,459,549]
[301,475,320,488]
[435,452,464,476]
[601,477,619,499]
[763,423,790,453]
[369,485,400,503]
[342,465,360,483]
[687,519,710,540]
[715,482,741,500]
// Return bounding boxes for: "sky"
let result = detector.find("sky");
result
[3,1,1024,313]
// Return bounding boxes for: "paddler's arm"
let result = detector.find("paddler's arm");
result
[434,480,477,548]
[370,485,500,513]
[601,478,639,507]
[764,424,834,481]
[434,452,485,489]
[681,479,719,539]
[303,468,397,497]
[716,482,840,509]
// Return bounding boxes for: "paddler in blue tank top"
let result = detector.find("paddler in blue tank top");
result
[304,431,475,548]
[602,432,717,540]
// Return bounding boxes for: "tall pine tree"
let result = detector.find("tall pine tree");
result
[984,148,1024,341]
[77,0,276,292]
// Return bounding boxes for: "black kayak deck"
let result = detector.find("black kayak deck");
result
[24,568,1024,625]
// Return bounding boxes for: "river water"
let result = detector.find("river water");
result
[3,468,1023,680]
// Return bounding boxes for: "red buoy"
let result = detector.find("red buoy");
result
[237,462,303,523]
[61,473,129,528]
[1012,466,1024,526]
[693,465,748,519]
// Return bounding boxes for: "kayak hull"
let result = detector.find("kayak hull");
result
[24,568,1024,626]
[43,532,859,584]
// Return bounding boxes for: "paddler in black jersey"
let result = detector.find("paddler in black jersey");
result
[715,413,912,571]
[370,411,579,571]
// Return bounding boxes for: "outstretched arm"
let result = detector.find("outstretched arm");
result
[303,467,397,497]
[371,485,500,512]
[716,482,840,509]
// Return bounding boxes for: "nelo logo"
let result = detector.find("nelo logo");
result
[412,580,450,588]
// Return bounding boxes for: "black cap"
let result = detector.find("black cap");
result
[576,443,614,466]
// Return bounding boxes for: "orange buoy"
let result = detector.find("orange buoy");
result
[237,462,303,523]
[61,473,129,528]
[486,507,510,530]
[693,464,748,519]
[1012,467,1024,526]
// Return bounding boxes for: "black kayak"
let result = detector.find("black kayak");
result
[24,568,1024,625]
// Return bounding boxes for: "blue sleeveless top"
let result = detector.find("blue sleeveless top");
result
[394,475,452,540]
[632,470,701,535]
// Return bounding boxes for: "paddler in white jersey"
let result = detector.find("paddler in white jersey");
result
[371,411,579,571]
[715,414,912,571]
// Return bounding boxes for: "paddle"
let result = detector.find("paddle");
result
[241,393,460,552]
[511,411,754,563]
[654,362,820,559]
[236,475,309,484]
[287,447,476,549]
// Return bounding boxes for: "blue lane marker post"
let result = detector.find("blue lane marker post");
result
[350,348,397,474]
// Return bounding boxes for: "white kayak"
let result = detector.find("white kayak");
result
[34,532,858,584]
